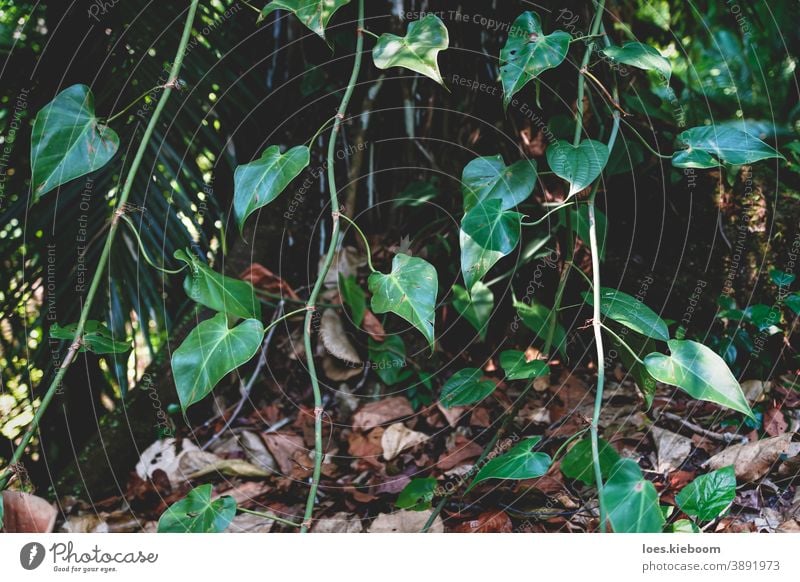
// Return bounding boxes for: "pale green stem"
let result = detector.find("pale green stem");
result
[337,213,376,273]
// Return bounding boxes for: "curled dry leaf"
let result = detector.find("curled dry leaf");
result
[368,509,444,533]
[135,438,201,487]
[210,430,277,473]
[453,510,513,533]
[352,396,414,431]
[381,422,429,460]
[347,427,385,469]
[320,309,362,364]
[650,426,693,473]
[322,354,363,381]
[240,262,300,301]
[707,433,791,482]
[361,309,386,341]
[1,491,57,533]
[180,451,273,479]
[436,401,467,428]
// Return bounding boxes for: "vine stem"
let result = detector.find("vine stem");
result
[300,0,365,534]
[337,212,376,272]
[0,0,201,491]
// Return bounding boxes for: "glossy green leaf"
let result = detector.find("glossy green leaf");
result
[460,199,522,290]
[396,477,437,511]
[499,350,549,380]
[602,42,671,81]
[175,250,261,320]
[676,466,736,521]
[30,84,119,198]
[513,299,567,359]
[452,282,493,341]
[373,14,449,86]
[172,313,264,411]
[499,12,570,109]
[583,287,669,341]
[785,293,800,315]
[340,274,366,326]
[157,484,236,533]
[461,155,537,212]
[547,139,609,198]
[770,269,795,287]
[259,0,351,40]
[368,335,412,386]
[234,145,309,232]
[50,320,130,354]
[672,126,783,168]
[671,519,700,533]
[368,253,437,350]
[439,368,496,409]
[644,339,753,418]
[603,458,665,533]
[469,437,552,491]
[560,437,620,486]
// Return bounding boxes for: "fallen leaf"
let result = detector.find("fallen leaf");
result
[135,438,200,486]
[312,512,364,533]
[763,407,787,437]
[1,491,57,533]
[320,309,362,364]
[60,514,109,533]
[347,428,385,469]
[436,436,482,471]
[262,433,308,475]
[352,397,413,431]
[368,509,444,533]
[322,354,363,381]
[227,512,273,533]
[453,510,513,533]
[211,430,277,473]
[240,263,300,300]
[741,379,768,403]
[361,309,386,341]
[381,423,429,460]
[650,426,693,473]
[322,246,366,287]
[181,452,272,479]
[707,433,791,482]
[436,401,467,428]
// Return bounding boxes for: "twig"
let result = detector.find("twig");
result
[656,411,748,444]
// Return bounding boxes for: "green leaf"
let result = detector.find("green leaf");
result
[499,12,570,109]
[30,84,119,198]
[50,320,130,354]
[452,282,493,341]
[396,477,437,511]
[460,199,522,290]
[340,274,366,326]
[234,145,309,232]
[157,484,236,533]
[603,458,665,533]
[461,155,537,212]
[368,253,437,350]
[607,325,659,408]
[643,339,753,418]
[373,14,449,86]
[175,250,261,320]
[368,335,412,386]
[499,350,549,380]
[671,519,700,533]
[513,299,567,359]
[439,368,496,409]
[785,293,800,315]
[259,0,351,40]
[602,42,671,81]
[469,437,552,491]
[172,313,265,411]
[560,437,620,486]
[672,126,783,168]
[567,204,607,260]
[583,287,669,342]
[770,269,795,287]
[547,139,609,198]
[676,466,736,521]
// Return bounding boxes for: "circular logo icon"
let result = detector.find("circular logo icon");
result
[20,542,46,570]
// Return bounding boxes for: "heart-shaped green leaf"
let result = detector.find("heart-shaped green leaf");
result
[452,282,493,341]
[603,458,665,533]
[513,299,567,359]
[368,335,413,386]
[460,199,522,290]
[175,250,261,320]
[396,477,437,511]
[468,437,552,492]
[368,253,438,350]
[672,126,783,168]
[560,437,620,486]
[676,466,736,522]
[259,0,351,40]
[340,274,366,326]
[172,313,265,411]
[499,12,570,109]
[50,320,130,354]
[499,350,549,380]
[583,287,669,342]
[547,139,609,198]
[439,368,496,409]
[602,42,671,81]
[31,84,119,198]
[157,484,236,533]
[234,145,309,232]
[461,155,537,212]
[373,14,449,86]
[643,339,753,417]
